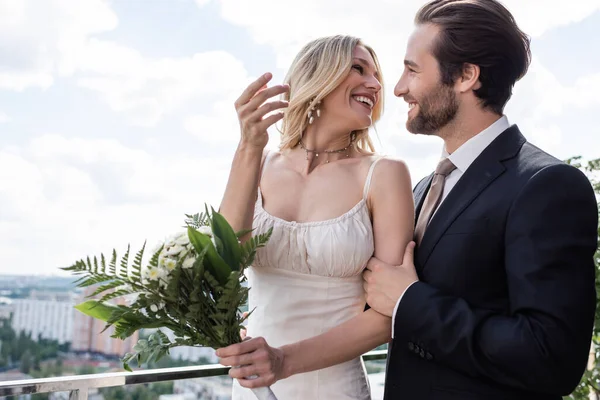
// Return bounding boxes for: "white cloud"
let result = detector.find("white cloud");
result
[75,40,251,126]
[565,72,600,109]
[0,112,9,123]
[184,103,240,145]
[502,0,600,37]
[212,0,419,71]
[210,0,600,72]
[505,57,600,155]
[0,0,254,127]
[0,134,232,276]
[0,0,118,91]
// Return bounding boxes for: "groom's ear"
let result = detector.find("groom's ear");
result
[457,63,482,92]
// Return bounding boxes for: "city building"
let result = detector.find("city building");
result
[12,291,75,344]
[71,286,138,358]
[0,297,13,319]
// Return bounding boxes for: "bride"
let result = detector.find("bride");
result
[218,35,414,399]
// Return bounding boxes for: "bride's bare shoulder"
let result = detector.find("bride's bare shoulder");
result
[368,155,412,189]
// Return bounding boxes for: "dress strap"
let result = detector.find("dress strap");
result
[260,150,275,180]
[362,156,385,199]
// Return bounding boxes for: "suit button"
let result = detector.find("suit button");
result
[414,345,421,354]
[426,352,433,361]
[408,342,414,351]
[419,349,425,358]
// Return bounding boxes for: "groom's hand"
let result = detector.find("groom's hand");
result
[363,241,418,317]
[216,337,286,388]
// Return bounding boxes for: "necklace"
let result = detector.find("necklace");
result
[298,133,356,163]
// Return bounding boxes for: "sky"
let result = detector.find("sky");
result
[0,0,599,276]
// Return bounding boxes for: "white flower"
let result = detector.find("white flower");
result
[164,258,177,272]
[150,301,165,313]
[165,244,185,256]
[198,226,213,237]
[175,233,190,246]
[185,243,196,253]
[145,267,165,281]
[182,256,195,269]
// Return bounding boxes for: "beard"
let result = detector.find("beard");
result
[406,83,458,135]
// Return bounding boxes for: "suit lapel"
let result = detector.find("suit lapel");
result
[416,125,526,269]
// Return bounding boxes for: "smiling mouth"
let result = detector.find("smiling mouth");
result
[407,102,418,115]
[352,96,374,112]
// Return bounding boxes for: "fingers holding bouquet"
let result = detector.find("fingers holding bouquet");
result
[217,336,286,388]
[235,72,289,149]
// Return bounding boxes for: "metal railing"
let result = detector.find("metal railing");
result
[0,350,387,399]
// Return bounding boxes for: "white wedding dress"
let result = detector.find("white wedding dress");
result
[231,152,383,400]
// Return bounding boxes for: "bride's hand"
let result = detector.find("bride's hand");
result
[216,336,286,388]
[235,72,289,150]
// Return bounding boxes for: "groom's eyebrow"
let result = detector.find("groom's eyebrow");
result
[404,59,420,69]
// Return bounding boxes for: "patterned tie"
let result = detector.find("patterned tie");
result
[414,158,456,245]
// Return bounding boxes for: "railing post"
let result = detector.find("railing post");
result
[69,389,88,400]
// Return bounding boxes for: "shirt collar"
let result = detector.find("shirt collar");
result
[442,115,510,173]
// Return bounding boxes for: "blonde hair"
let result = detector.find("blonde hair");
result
[278,35,384,152]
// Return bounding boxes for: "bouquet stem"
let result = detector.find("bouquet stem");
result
[251,386,277,400]
[232,366,278,400]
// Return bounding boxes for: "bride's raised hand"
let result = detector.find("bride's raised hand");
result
[235,72,289,150]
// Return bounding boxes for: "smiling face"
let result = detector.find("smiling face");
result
[394,24,459,135]
[319,45,382,131]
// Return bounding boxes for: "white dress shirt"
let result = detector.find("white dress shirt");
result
[391,115,510,338]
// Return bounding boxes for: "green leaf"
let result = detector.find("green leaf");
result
[132,242,146,279]
[74,300,122,322]
[184,212,209,229]
[98,289,133,304]
[87,280,127,298]
[109,249,117,275]
[119,245,131,279]
[239,227,273,268]
[235,229,254,239]
[210,208,242,271]
[187,226,230,284]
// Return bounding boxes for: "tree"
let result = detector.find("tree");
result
[565,157,600,400]
[19,349,32,374]
[33,353,41,371]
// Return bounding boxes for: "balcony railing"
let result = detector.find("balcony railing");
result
[0,350,387,399]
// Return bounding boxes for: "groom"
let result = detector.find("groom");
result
[363,0,598,399]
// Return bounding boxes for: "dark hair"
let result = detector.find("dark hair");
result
[415,0,531,114]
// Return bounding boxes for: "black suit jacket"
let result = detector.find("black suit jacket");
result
[384,126,598,400]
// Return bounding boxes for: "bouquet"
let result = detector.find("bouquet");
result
[62,207,276,400]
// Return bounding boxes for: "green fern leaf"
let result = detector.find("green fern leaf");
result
[78,275,116,288]
[88,280,128,298]
[109,249,117,275]
[132,242,145,279]
[118,245,130,280]
[99,289,134,304]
